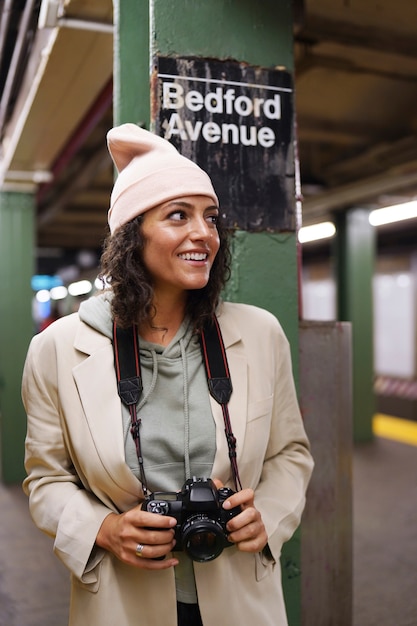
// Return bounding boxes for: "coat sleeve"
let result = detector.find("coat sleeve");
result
[253,315,314,560]
[22,329,112,588]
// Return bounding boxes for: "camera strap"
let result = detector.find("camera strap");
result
[112,322,148,492]
[199,316,242,491]
[112,316,242,494]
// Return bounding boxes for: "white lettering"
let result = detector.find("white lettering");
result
[184,120,203,141]
[163,113,187,140]
[162,82,283,123]
[164,113,276,147]
[240,126,257,146]
[163,83,184,109]
[222,123,239,145]
[253,98,265,117]
[263,95,281,120]
[202,122,221,143]
[234,95,253,117]
[205,88,223,113]
[258,127,276,148]
[223,89,236,114]
[185,90,204,112]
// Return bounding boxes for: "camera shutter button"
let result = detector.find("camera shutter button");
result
[149,501,169,515]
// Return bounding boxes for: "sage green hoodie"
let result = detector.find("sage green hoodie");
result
[78,291,216,602]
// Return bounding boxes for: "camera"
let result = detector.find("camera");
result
[141,477,241,562]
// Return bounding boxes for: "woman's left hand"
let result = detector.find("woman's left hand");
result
[213,479,268,553]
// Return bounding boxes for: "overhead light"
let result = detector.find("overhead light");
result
[50,286,68,300]
[68,280,92,297]
[36,289,51,303]
[369,200,417,226]
[298,221,336,244]
[95,276,110,290]
[7,170,53,184]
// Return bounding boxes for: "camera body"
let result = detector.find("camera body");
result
[142,477,241,562]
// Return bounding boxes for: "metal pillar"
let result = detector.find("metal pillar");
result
[113,1,301,622]
[0,190,35,483]
[299,321,353,626]
[334,209,375,442]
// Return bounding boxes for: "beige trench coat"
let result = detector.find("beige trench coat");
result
[22,301,313,626]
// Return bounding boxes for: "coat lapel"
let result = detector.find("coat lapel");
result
[72,322,140,497]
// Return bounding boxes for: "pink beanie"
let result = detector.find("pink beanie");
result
[107,124,218,233]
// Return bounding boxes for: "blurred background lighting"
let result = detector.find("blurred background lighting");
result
[298,221,336,244]
[68,280,92,297]
[50,286,68,300]
[31,274,63,291]
[94,276,109,290]
[36,289,51,303]
[369,200,417,226]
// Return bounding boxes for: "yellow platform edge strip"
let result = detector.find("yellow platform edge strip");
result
[373,414,417,447]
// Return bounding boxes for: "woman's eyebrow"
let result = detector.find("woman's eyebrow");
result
[165,201,219,211]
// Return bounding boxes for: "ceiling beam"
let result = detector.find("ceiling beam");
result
[297,115,381,145]
[50,212,108,225]
[295,15,417,59]
[302,163,417,221]
[324,134,417,184]
[295,50,417,84]
[37,229,106,248]
[38,147,110,226]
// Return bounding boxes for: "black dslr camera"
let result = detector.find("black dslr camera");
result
[142,477,241,562]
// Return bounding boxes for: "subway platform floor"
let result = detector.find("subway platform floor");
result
[1,424,416,626]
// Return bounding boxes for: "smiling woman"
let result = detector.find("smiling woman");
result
[22,123,313,626]
[139,196,220,326]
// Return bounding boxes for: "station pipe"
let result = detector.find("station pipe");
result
[0,0,38,137]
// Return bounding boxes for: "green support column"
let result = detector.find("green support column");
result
[334,209,375,442]
[114,2,301,621]
[0,190,35,483]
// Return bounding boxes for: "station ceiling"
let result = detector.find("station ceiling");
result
[0,0,417,271]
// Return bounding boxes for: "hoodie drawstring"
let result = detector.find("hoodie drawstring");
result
[180,337,191,480]
[136,339,192,483]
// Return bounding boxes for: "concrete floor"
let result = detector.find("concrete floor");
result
[0,436,416,626]
[0,481,69,626]
[353,437,417,626]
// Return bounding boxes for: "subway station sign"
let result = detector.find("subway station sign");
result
[153,57,295,231]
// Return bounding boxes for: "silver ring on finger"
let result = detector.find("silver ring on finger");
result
[135,543,145,558]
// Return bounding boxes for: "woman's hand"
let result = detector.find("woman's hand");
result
[213,479,268,553]
[96,506,179,569]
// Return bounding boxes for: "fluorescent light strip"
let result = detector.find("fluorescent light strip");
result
[68,280,92,297]
[369,200,417,226]
[298,221,336,244]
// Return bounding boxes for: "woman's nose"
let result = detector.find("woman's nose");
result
[190,216,211,240]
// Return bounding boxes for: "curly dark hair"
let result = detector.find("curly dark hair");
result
[99,214,232,330]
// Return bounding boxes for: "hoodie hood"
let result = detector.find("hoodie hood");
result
[78,291,113,339]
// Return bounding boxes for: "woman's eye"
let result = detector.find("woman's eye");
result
[169,211,186,221]
[208,214,219,225]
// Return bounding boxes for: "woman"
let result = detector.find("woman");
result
[22,123,313,626]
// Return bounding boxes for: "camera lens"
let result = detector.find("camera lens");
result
[181,515,226,562]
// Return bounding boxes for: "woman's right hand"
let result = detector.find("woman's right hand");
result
[96,506,179,569]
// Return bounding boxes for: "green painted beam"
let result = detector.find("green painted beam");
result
[114,0,150,127]
[225,231,299,364]
[113,2,300,621]
[152,0,293,69]
[334,209,375,442]
[0,191,35,483]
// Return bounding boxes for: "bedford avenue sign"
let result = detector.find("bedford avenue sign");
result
[154,57,295,231]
